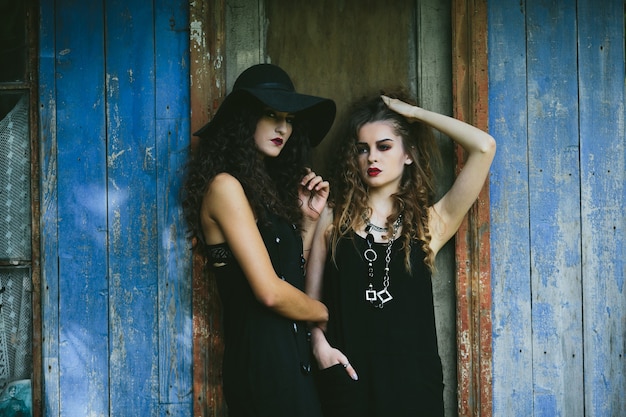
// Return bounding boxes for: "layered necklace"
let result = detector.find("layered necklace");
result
[363,214,402,308]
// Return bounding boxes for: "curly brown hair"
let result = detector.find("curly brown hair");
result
[182,96,314,257]
[327,88,441,271]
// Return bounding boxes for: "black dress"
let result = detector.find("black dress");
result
[316,233,444,417]
[206,212,322,417]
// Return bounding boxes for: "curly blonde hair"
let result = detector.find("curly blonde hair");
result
[327,88,441,271]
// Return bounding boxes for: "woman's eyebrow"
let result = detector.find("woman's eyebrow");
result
[357,138,394,145]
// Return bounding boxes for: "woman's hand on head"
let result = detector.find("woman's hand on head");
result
[299,169,329,221]
[381,95,419,120]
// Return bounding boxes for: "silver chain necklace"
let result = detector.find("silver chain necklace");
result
[364,219,388,233]
[363,214,402,308]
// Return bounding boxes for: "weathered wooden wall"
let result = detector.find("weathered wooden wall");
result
[39,0,193,415]
[35,0,625,415]
[489,0,625,415]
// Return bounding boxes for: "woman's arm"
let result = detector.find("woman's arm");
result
[202,173,328,323]
[305,207,358,380]
[382,95,496,255]
[304,205,332,301]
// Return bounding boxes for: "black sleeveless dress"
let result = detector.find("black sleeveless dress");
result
[206,213,322,417]
[316,233,444,417]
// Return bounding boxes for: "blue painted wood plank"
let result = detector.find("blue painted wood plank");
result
[38,0,60,415]
[155,0,190,120]
[155,0,193,409]
[155,119,192,408]
[104,1,159,415]
[53,1,110,416]
[577,1,626,416]
[488,1,534,415]
[526,1,583,415]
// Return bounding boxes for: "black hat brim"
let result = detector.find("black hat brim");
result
[193,88,336,147]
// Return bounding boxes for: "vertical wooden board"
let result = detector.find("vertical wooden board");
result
[526,0,583,415]
[416,2,457,415]
[488,1,534,415]
[27,1,43,412]
[189,0,225,138]
[105,0,159,414]
[155,0,193,409]
[451,0,492,415]
[156,118,193,408]
[225,0,264,88]
[577,1,626,415]
[38,1,60,415]
[156,0,191,121]
[52,1,110,416]
[189,0,227,415]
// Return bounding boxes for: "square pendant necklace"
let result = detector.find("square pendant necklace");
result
[363,215,402,308]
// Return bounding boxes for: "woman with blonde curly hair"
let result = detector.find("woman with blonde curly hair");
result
[306,90,496,417]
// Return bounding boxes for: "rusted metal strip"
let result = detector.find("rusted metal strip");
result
[451,0,492,416]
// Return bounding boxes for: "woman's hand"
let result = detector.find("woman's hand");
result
[203,173,329,323]
[311,327,358,380]
[299,169,329,221]
[381,95,419,120]
[380,96,496,256]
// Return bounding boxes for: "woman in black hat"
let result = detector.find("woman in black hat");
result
[306,89,495,417]
[183,64,335,417]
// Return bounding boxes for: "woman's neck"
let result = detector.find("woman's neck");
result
[367,188,395,220]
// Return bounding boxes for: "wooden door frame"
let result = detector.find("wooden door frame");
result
[451,0,492,416]
[189,0,492,415]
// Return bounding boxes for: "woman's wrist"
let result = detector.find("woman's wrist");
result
[309,325,326,342]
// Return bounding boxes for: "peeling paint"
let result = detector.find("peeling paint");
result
[108,177,120,191]
[143,147,154,170]
[189,20,204,48]
[108,149,126,167]
[111,208,122,253]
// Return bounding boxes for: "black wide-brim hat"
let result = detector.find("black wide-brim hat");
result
[193,63,336,147]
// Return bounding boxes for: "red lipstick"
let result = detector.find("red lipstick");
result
[271,138,284,146]
[367,167,381,176]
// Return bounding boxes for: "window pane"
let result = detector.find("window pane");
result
[0,1,26,82]
[0,93,31,261]
[0,266,32,417]
[0,2,33,416]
